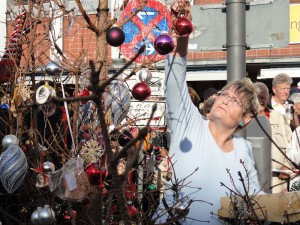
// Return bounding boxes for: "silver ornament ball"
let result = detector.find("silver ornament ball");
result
[137,68,152,84]
[42,161,55,173]
[45,62,63,77]
[38,205,55,225]
[31,207,42,225]
[2,134,19,149]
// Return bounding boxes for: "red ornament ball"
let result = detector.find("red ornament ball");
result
[127,205,138,217]
[154,33,174,55]
[175,17,193,36]
[85,163,102,185]
[106,26,125,47]
[131,81,151,101]
[118,130,133,147]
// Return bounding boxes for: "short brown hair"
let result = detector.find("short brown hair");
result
[222,77,260,116]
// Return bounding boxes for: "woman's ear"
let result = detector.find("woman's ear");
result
[242,114,253,126]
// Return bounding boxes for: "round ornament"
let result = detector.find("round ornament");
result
[85,163,102,185]
[175,17,193,37]
[42,161,55,173]
[106,26,125,47]
[31,207,42,225]
[127,205,138,217]
[38,205,55,225]
[45,62,63,77]
[1,103,9,110]
[0,144,28,193]
[137,68,152,84]
[2,134,19,149]
[36,82,56,105]
[131,81,151,101]
[148,183,157,190]
[154,32,174,55]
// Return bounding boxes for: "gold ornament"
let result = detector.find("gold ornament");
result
[17,82,33,101]
[80,139,104,164]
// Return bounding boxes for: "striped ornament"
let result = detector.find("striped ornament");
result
[0,145,28,193]
[104,80,131,125]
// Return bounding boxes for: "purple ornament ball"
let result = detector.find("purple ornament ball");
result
[154,33,174,55]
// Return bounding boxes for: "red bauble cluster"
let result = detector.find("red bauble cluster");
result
[131,81,151,101]
[106,26,125,47]
[175,17,193,36]
[154,32,174,55]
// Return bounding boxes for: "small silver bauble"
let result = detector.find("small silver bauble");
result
[31,207,42,225]
[45,62,63,77]
[42,161,55,173]
[2,134,19,149]
[38,205,55,225]
[36,82,56,105]
[137,68,152,84]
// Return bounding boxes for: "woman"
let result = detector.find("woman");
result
[155,1,262,224]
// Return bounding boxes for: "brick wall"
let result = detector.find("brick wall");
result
[5,0,300,66]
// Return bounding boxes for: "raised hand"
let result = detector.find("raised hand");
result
[170,0,192,25]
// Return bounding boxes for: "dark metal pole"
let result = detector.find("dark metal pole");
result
[226,0,247,82]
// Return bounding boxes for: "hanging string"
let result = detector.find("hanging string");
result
[43,104,48,145]
[59,76,76,153]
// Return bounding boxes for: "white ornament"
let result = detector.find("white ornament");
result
[137,68,152,84]
[36,82,56,105]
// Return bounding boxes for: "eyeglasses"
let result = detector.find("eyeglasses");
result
[218,91,244,108]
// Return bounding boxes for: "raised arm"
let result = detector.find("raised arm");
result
[164,0,201,134]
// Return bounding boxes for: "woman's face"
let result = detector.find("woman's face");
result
[209,86,246,128]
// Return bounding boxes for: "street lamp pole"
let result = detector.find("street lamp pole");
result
[226,0,247,82]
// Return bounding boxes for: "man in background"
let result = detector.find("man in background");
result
[269,73,293,193]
